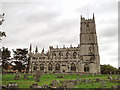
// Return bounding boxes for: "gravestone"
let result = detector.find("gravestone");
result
[52,80,60,88]
[34,70,42,82]
[24,73,28,80]
[14,72,20,80]
[95,78,100,82]
[41,85,49,89]
[66,82,74,88]
[108,76,113,80]
[112,85,120,88]
[84,79,90,83]
[70,80,78,85]
[7,82,19,88]
[61,81,67,88]
[30,83,41,88]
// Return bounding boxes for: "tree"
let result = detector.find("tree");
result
[101,64,117,74]
[117,67,120,74]
[12,48,28,72]
[0,13,6,40]
[13,61,25,72]
[2,47,11,70]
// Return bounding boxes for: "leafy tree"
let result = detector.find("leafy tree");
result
[0,13,6,40]
[2,47,11,70]
[12,48,28,72]
[13,61,25,72]
[101,64,117,74]
[117,67,120,74]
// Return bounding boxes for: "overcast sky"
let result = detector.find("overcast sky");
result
[0,0,119,68]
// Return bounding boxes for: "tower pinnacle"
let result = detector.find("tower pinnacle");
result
[35,46,38,53]
[93,13,95,20]
[29,44,32,52]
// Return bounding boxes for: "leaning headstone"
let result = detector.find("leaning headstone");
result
[7,82,19,88]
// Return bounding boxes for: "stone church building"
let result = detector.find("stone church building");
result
[29,14,100,74]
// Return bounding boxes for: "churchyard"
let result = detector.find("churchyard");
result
[2,73,120,88]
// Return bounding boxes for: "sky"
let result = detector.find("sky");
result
[0,0,119,68]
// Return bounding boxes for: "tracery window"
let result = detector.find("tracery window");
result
[71,63,76,71]
[40,64,44,70]
[66,52,69,59]
[84,64,89,72]
[48,63,53,71]
[55,63,60,70]
[73,52,77,59]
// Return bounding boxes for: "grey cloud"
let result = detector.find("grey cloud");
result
[25,11,60,24]
[1,0,118,68]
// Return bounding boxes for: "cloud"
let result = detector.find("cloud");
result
[1,0,118,68]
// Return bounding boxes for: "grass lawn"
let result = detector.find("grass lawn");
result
[2,73,119,88]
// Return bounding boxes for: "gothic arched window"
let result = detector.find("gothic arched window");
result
[71,63,76,71]
[55,63,60,70]
[48,63,53,71]
[73,52,77,59]
[66,52,69,59]
[59,52,61,59]
[84,64,89,72]
[34,66,37,70]
[40,64,44,70]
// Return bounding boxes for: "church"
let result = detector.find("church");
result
[29,14,100,74]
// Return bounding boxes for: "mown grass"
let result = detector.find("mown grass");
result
[2,73,119,88]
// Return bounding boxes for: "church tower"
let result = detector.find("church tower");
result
[80,14,100,74]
